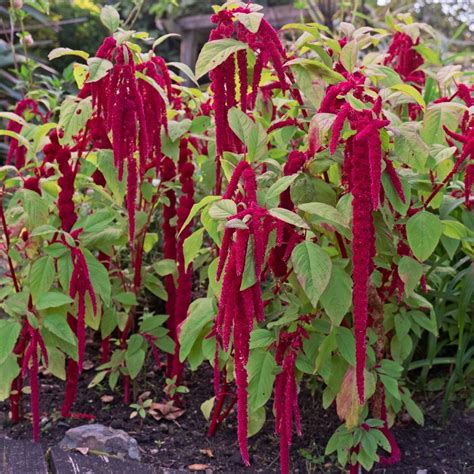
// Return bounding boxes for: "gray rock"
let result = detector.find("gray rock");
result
[58,423,141,461]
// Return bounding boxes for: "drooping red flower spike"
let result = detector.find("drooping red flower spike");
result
[6,99,42,169]
[329,100,390,403]
[274,322,308,474]
[214,163,275,465]
[167,138,195,383]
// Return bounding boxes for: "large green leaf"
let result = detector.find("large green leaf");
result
[228,108,267,162]
[179,298,215,362]
[0,321,22,365]
[29,256,55,304]
[0,355,20,401]
[183,228,204,271]
[291,241,332,307]
[406,211,442,261]
[195,39,247,79]
[321,266,352,325]
[42,311,76,346]
[57,96,92,145]
[248,349,278,410]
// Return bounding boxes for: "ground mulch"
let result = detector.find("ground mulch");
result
[1,354,473,473]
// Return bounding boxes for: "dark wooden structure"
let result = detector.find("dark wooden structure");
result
[0,438,48,474]
[48,446,156,474]
[168,5,306,70]
[0,438,156,474]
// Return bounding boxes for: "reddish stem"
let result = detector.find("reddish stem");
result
[0,193,20,293]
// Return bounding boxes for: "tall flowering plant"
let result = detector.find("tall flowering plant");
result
[0,3,472,474]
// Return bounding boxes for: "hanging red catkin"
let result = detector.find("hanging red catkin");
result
[167,138,195,382]
[237,50,248,112]
[107,46,149,247]
[21,315,48,442]
[384,157,406,203]
[268,151,306,278]
[274,324,307,474]
[137,60,168,173]
[330,102,389,402]
[161,156,178,371]
[6,99,42,168]
[350,131,378,403]
[10,324,28,423]
[214,164,274,465]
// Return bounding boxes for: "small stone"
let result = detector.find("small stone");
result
[58,423,141,461]
[416,470,428,474]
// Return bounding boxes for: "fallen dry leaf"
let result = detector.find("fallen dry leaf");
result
[101,395,114,403]
[75,447,89,455]
[199,448,214,458]
[82,360,94,371]
[187,464,210,472]
[149,401,185,421]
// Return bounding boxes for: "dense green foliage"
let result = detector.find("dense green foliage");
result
[0,1,473,472]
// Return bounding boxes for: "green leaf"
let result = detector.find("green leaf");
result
[183,228,204,271]
[249,329,274,349]
[240,238,257,291]
[46,347,66,380]
[291,241,332,307]
[336,327,355,366]
[380,374,400,400]
[0,129,30,150]
[114,292,137,307]
[0,321,22,365]
[125,349,145,379]
[153,33,181,50]
[398,256,423,297]
[406,211,442,261]
[195,39,247,80]
[127,334,145,354]
[179,298,215,362]
[269,208,309,229]
[87,57,114,83]
[390,84,426,109]
[420,103,465,145]
[208,199,237,220]
[228,108,267,162]
[200,397,215,420]
[154,335,175,354]
[321,267,352,325]
[58,96,92,145]
[167,119,192,142]
[179,195,220,234]
[48,47,89,62]
[234,12,264,33]
[36,292,73,310]
[248,349,278,410]
[0,355,20,401]
[144,274,168,301]
[442,220,469,240]
[43,311,76,345]
[144,233,158,253]
[381,171,410,216]
[265,174,299,204]
[247,406,266,437]
[404,397,424,425]
[29,256,55,303]
[20,189,49,230]
[298,202,350,229]
[84,251,111,306]
[100,5,120,32]
[339,40,358,72]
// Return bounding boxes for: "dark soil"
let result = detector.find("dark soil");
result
[1,357,473,473]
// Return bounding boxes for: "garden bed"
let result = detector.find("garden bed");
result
[1,362,472,473]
